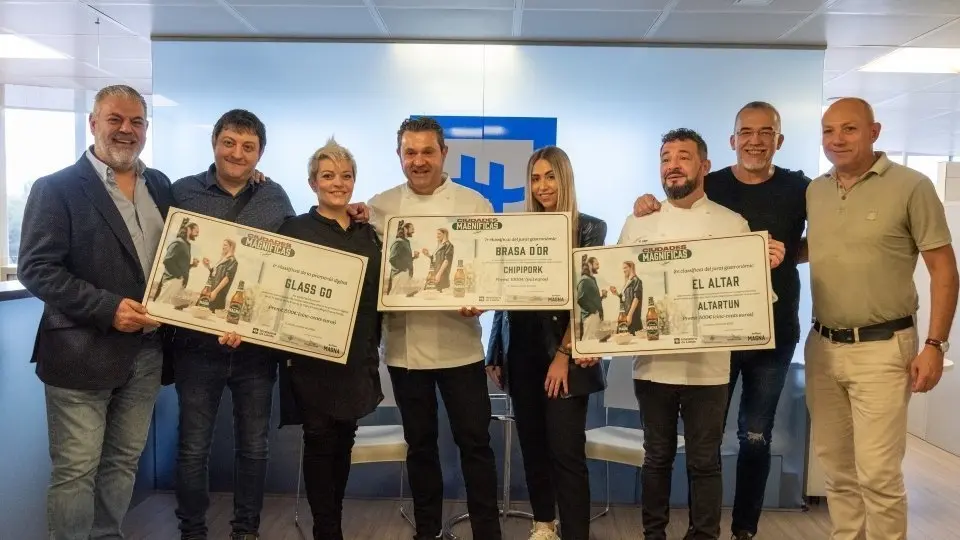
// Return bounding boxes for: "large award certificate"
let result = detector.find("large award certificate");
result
[377,212,572,311]
[143,208,367,364]
[572,232,775,357]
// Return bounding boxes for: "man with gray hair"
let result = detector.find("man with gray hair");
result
[633,102,806,540]
[18,84,175,540]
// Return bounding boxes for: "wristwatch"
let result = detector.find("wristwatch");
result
[925,338,950,354]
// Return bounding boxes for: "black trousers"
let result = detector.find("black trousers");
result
[388,362,501,540]
[635,380,727,540]
[509,357,591,540]
[290,369,359,540]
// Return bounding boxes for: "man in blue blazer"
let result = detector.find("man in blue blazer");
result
[18,85,175,540]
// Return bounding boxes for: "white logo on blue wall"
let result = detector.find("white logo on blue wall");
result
[410,116,558,212]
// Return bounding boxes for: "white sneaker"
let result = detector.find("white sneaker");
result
[528,520,560,540]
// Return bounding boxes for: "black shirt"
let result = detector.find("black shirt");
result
[277,208,384,421]
[705,166,810,344]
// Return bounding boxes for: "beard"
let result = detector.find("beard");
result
[739,152,771,172]
[663,176,699,200]
[95,133,142,171]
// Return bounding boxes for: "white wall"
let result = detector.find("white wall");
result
[909,161,960,456]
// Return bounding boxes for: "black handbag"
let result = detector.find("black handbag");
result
[563,356,606,398]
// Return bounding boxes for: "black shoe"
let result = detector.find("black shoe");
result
[231,534,259,540]
[732,533,755,540]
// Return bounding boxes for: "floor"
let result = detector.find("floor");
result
[122,436,960,539]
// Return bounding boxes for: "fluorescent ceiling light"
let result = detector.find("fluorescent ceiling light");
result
[151,94,178,107]
[0,34,67,59]
[859,48,960,74]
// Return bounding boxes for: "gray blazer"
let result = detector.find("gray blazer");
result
[18,155,174,390]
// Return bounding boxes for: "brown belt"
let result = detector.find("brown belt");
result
[813,316,913,344]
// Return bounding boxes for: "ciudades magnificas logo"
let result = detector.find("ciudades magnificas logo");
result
[411,115,558,212]
[241,233,296,257]
[638,244,692,263]
[452,217,503,231]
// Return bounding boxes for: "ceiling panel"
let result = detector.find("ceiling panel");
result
[0,2,134,35]
[524,0,669,9]
[824,71,954,103]
[784,13,956,46]
[235,6,381,35]
[876,92,960,111]
[828,0,960,15]
[228,0,364,4]
[921,76,960,93]
[378,7,512,38]
[676,0,828,12]
[520,9,659,40]
[907,20,960,47]
[25,34,152,61]
[89,0,219,5]
[373,0,514,7]
[94,4,255,35]
[823,46,893,72]
[650,12,808,42]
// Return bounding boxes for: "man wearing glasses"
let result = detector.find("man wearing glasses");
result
[633,102,809,540]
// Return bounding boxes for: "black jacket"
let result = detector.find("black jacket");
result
[276,210,384,426]
[486,212,607,396]
[18,155,174,390]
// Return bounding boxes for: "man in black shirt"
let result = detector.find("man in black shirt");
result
[633,101,809,540]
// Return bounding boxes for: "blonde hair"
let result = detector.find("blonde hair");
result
[308,136,357,184]
[525,146,581,247]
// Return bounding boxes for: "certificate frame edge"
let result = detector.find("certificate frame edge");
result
[142,207,368,364]
[570,230,776,358]
[376,211,574,311]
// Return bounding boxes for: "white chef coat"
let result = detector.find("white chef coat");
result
[617,195,751,386]
[369,176,493,370]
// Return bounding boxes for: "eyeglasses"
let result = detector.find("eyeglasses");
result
[735,129,778,140]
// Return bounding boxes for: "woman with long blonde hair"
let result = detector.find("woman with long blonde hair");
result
[486,146,606,540]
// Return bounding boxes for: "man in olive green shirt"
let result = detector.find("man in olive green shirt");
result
[805,97,958,540]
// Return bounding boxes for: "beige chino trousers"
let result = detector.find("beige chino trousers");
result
[805,326,918,540]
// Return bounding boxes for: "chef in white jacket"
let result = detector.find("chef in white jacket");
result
[367,116,502,540]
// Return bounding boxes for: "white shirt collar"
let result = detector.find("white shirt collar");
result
[403,173,451,198]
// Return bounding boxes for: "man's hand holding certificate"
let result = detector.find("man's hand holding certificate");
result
[572,232,776,357]
[143,208,366,364]
[377,212,573,311]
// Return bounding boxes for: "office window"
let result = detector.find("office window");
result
[4,109,77,264]
[906,154,948,183]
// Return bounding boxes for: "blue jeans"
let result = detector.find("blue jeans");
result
[727,341,797,535]
[174,337,277,539]
[45,338,162,540]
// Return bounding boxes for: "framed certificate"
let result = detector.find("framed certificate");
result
[572,232,775,357]
[143,208,367,364]
[377,212,573,311]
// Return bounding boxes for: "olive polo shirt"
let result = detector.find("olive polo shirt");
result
[806,152,951,329]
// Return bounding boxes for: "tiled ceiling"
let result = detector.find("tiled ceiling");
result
[0,0,958,154]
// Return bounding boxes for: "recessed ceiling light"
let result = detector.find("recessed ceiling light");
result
[0,34,68,59]
[152,94,178,107]
[859,48,960,74]
[732,0,774,5]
